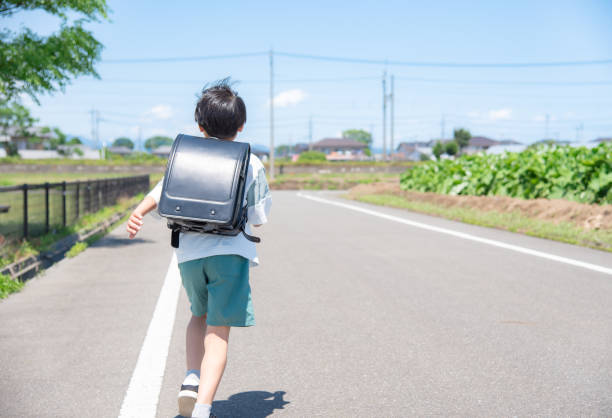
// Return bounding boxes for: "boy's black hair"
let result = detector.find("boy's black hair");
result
[194,78,246,139]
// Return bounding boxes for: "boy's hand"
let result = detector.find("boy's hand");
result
[127,211,144,239]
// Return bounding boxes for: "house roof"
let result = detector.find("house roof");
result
[396,141,430,151]
[468,136,499,147]
[592,137,612,143]
[312,138,367,149]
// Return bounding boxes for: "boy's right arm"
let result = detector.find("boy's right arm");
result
[127,177,163,239]
[126,196,157,239]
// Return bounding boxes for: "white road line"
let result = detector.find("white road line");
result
[297,192,612,276]
[118,252,182,418]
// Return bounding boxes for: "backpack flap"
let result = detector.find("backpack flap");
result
[158,134,250,228]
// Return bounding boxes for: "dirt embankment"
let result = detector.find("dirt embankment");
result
[348,182,612,231]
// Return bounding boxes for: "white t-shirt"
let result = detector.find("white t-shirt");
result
[147,153,271,266]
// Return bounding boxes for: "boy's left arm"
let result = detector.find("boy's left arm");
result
[246,166,271,227]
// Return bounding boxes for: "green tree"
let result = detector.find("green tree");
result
[0,0,110,102]
[445,140,458,156]
[453,128,471,151]
[113,137,134,150]
[145,135,173,151]
[47,127,67,150]
[297,151,327,162]
[432,141,444,159]
[68,137,82,145]
[0,99,37,155]
[342,129,372,146]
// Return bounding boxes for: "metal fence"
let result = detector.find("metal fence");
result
[0,175,150,245]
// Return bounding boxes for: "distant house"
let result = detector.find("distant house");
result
[395,142,431,161]
[58,144,101,159]
[17,150,62,159]
[152,145,172,159]
[464,136,502,153]
[311,137,368,161]
[1,126,54,150]
[107,146,133,156]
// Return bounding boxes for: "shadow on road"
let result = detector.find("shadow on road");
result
[174,390,289,418]
[90,236,154,247]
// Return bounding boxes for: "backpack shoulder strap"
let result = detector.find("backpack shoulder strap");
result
[171,228,180,248]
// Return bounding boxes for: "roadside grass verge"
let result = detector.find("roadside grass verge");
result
[271,173,399,190]
[0,272,24,298]
[348,193,612,253]
[0,172,136,186]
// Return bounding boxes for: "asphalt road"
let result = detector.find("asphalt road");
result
[1,190,611,417]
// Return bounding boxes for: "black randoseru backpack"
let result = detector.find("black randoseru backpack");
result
[158,134,260,248]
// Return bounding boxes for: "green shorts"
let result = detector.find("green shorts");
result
[178,255,255,327]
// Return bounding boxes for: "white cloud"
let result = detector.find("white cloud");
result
[271,89,306,108]
[146,104,174,120]
[488,108,512,120]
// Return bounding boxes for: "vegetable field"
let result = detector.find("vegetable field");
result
[400,142,612,204]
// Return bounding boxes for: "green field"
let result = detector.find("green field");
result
[401,142,612,204]
[0,172,138,186]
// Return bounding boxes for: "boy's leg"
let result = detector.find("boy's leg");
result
[186,314,206,371]
[197,325,230,405]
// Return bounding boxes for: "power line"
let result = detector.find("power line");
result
[101,49,612,68]
[103,51,268,63]
[395,77,612,86]
[275,51,612,68]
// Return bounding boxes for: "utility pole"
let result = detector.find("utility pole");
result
[308,115,313,151]
[390,74,395,158]
[382,71,387,162]
[545,113,550,139]
[269,49,275,180]
[440,114,445,140]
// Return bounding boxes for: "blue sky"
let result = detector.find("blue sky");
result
[7,0,612,149]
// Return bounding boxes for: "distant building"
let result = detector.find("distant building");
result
[465,136,505,153]
[107,146,133,156]
[152,145,172,159]
[1,126,54,150]
[592,137,611,143]
[17,150,62,159]
[311,138,368,161]
[395,142,432,161]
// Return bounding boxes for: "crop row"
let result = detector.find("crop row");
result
[400,142,612,204]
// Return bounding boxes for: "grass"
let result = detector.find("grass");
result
[348,193,612,253]
[0,273,24,299]
[0,172,142,187]
[66,241,88,258]
[271,172,399,190]
[0,192,145,269]
[0,155,166,166]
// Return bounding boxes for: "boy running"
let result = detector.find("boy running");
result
[126,79,271,418]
